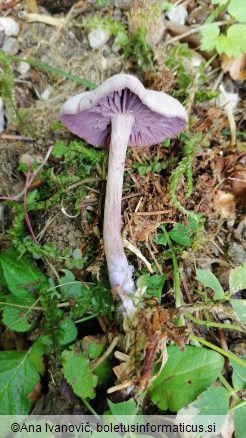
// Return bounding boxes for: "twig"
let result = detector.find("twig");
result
[20,11,66,28]
[164,20,230,47]
[0,134,33,141]
[133,209,172,216]
[123,238,153,273]
[91,337,119,372]
[186,313,244,332]
[107,380,133,394]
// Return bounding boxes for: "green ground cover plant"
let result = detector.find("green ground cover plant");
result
[0,2,246,436]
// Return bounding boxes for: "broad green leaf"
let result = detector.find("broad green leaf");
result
[148,346,224,411]
[156,233,168,245]
[169,223,192,246]
[231,300,246,324]
[2,296,36,332]
[59,269,83,299]
[196,269,225,300]
[108,399,138,416]
[200,24,220,51]
[0,249,46,299]
[57,312,78,346]
[234,404,246,438]
[94,358,112,387]
[231,354,246,390]
[216,24,246,58]
[82,335,107,359]
[228,0,246,22]
[0,351,40,414]
[192,386,230,415]
[29,336,52,374]
[62,346,97,400]
[147,274,166,302]
[229,263,246,294]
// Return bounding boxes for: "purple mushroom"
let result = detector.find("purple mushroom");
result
[60,74,188,300]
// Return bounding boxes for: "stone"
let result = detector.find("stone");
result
[2,37,20,56]
[16,61,31,75]
[88,28,110,49]
[166,5,188,26]
[0,17,19,36]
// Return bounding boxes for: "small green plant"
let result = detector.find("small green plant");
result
[0,50,23,124]
[168,130,197,217]
[82,14,153,69]
[0,248,113,414]
[165,44,219,102]
[200,0,246,58]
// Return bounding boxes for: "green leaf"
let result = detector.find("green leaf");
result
[169,223,192,246]
[229,263,246,294]
[231,354,246,390]
[108,398,138,416]
[192,386,230,415]
[228,0,246,22]
[148,346,224,411]
[0,351,40,414]
[57,311,78,346]
[0,248,46,299]
[2,296,36,332]
[52,140,66,158]
[216,24,246,58]
[231,300,246,324]
[234,404,246,438]
[196,269,225,300]
[157,232,168,245]
[62,346,97,400]
[147,274,166,302]
[200,24,220,51]
[29,336,52,374]
[82,335,106,360]
[59,269,83,299]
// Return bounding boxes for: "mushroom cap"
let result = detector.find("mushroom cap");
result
[60,74,188,147]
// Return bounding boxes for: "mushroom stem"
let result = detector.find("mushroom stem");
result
[103,113,135,295]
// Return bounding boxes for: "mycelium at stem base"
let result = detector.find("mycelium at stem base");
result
[103,113,135,302]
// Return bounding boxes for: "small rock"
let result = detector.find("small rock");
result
[0,97,4,133]
[40,85,53,101]
[16,61,31,75]
[228,242,246,265]
[0,17,19,36]
[166,5,188,25]
[88,28,110,49]
[2,37,20,56]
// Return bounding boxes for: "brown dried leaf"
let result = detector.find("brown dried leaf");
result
[214,190,236,225]
[221,54,246,81]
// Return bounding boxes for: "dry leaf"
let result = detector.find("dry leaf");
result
[221,54,246,81]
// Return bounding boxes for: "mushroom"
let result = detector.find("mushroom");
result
[60,74,188,301]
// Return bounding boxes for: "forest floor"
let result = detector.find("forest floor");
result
[0,0,245,434]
